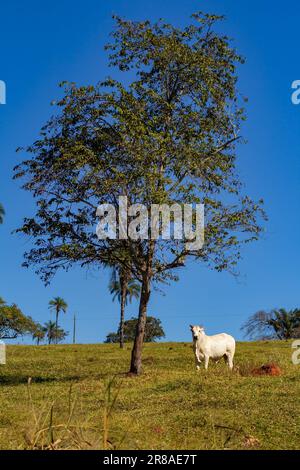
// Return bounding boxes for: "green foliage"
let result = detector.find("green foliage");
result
[32,323,46,345]
[43,320,68,344]
[0,298,38,339]
[49,297,68,344]
[241,308,300,340]
[104,332,120,344]
[14,11,265,286]
[109,273,140,305]
[105,316,165,343]
[49,297,68,315]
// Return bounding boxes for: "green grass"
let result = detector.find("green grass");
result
[0,341,300,450]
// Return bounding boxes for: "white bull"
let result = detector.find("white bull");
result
[190,325,235,370]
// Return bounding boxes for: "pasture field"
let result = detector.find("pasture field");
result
[0,341,299,450]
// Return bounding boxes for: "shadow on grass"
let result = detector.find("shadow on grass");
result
[0,370,130,386]
[0,374,82,385]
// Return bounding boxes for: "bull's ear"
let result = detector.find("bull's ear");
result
[189,324,193,330]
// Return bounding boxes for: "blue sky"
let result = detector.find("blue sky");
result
[0,0,299,344]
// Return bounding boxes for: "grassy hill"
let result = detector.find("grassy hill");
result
[0,341,299,450]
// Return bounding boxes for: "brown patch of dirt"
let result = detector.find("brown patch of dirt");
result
[243,435,260,448]
[251,362,282,377]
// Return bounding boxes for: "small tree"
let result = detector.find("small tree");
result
[104,332,120,344]
[32,323,46,345]
[15,12,265,374]
[105,316,165,343]
[241,308,300,340]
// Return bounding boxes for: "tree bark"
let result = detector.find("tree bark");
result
[129,275,151,375]
[119,278,127,349]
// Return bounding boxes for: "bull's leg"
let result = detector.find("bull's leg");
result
[204,356,209,370]
[195,353,202,371]
[227,354,234,370]
[193,344,202,371]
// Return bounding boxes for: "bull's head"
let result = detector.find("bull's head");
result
[190,325,204,340]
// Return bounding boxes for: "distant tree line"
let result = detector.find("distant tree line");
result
[0,296,68,344]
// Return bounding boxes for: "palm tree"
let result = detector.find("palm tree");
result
[48,297,68,344]
[43,320,68,345]
[0,204,5,224]
[109,268,140,348]
[43,321,57,345]
[269,308,300,340]
[242,308,300,340]
[32,323,46,345]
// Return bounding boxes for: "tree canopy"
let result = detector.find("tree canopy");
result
[105,316,165,343]
[43,320,68,345]
[0,297,38,340]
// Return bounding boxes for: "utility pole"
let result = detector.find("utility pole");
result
[73,313,76,344]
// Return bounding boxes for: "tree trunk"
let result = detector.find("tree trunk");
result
[55,310,59,345]
[129,275,151,375]
[119,279,126,349]
[119,270,130,349]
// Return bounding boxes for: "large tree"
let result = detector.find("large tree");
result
[0,297,38,340]
[14,12,265,374]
